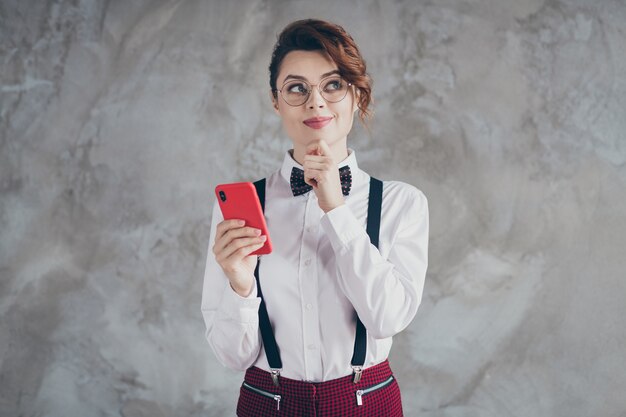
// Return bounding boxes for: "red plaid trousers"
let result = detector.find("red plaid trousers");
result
[236,360,403,416]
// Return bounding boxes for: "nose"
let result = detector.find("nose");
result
[307,86,326,109]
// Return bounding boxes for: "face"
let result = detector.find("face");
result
[272,50,357,152]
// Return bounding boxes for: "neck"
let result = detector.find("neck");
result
[292,138,349,166]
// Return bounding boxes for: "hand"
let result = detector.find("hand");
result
[303,140,345,213]
[212,219,266,297]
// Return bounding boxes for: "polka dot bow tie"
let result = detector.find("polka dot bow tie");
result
[290,166,352,197]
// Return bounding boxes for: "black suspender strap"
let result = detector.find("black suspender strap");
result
[254,179,266,213]
[366,177,383,249]
[351,176,383,383]
[252,176,384,386]
[253,179,282,386]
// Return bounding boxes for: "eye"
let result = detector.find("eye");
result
[286,82,309,95]
[323,78,343,92]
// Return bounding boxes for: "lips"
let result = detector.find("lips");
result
[303,116,333,129]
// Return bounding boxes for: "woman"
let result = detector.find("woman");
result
[201,19,428,416]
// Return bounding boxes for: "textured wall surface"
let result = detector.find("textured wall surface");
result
[1,0,626,416]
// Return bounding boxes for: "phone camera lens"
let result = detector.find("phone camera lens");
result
[219,190,226,202]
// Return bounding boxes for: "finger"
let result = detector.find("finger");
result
[220,241,266,270]
[306,141,323,156]
[215,219,246,240]
[304,175,318,188]
[303,154,333,164]
[214,226,261,254]
[303,159,332,171]
[232,240,267,259]
[303,165,322,179]
[304,170,334,188]
[214,219,245,254]
[217,241,264,280]
[303,154,323,162]
[304,159,335,176]
[225,226,262,240]
[215,227,261,256]
[303,168,325,183]
[219,236,267,261]
[316,139,332,157]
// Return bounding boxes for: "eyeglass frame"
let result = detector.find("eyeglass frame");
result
[274,75,353,107]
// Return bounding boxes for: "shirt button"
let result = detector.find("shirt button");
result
[307,226,315,233]
[306,303,313,310]
[307,344,316,350]
[304,259,311,267]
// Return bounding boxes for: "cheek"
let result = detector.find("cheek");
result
[277,105,297,121]
[279,109,305,137]
[339,93,358,117]
[335,101,356,122]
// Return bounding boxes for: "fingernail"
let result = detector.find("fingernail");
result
[238,220,245,226]
[255,229,262,236]
[260,235,267,241]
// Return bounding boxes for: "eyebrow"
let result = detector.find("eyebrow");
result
[282,69,340,84]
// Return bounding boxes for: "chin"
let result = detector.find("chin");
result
[307,130,344,144]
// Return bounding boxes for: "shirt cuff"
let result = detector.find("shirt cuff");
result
[320,204,366,253]
[218,281,261,324]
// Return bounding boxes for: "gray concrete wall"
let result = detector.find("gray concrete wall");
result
[1,0,625,416]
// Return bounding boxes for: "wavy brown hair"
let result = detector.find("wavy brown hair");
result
[269,19,372,123]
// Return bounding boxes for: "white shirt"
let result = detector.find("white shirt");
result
[201,149,429,382]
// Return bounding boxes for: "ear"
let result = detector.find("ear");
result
[352,86,360,114]
[269,90,280,114]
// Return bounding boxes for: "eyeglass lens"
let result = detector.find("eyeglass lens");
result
[281,76,349,106]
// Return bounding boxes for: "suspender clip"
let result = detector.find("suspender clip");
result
[270,369,281,387]
[352,366,363,384]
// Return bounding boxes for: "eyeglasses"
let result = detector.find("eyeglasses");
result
[276,75,352,107]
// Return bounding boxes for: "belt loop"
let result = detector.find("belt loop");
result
[352,366,362,384]
[271,369,281,387]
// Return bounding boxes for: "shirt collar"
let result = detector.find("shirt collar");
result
[279,148,360,185]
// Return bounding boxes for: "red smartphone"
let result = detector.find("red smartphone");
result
[214,182,272,255]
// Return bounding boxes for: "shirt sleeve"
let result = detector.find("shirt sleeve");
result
[200,202,262,370]
[320,183,429,339]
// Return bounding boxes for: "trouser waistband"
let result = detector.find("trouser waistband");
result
[243,360,393,399]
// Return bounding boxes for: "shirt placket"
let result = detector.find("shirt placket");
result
[299,192,322,381]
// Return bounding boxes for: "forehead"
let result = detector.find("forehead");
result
[277,50,338,84]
